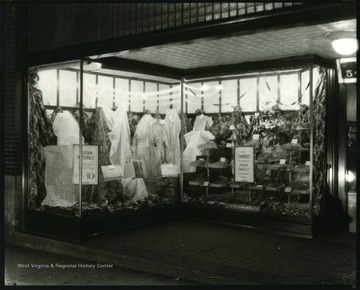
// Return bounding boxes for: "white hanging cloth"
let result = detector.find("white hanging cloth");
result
[53,111,84,145]
[164,108,181,171]
[108,106,135,178]
[183,114,214,172]
[133,113,162,179]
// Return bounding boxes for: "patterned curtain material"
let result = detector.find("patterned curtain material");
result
[28,70,57,207]
[312,67,327,216]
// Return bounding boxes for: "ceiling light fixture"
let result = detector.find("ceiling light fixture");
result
[327,31,358,56]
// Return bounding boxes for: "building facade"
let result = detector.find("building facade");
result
[3,2,357,241]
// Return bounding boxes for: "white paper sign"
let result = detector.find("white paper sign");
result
[235,146,254,183]
[291,138,299,144]
[252,134,260,140]
[280,159,286,164]
[226,143,232,148]
[285,187,292,193]
[73,145,99,185]
[305,161,311,166]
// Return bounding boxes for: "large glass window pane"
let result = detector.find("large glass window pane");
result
[239,77,257,112]
[279,73,299,110]
[158,83,172,114]
[221,79,238,113]
[37,69,57,106]
[115,78,129,110]
[97,75,114,109]
[185,82,202,114]
[28,63,81,215]
[83,73,96,108]
[259,75,278,111]
[203,81,220,113]
[59,70,77,107]
[301,70,310,106]
[144,82,158,113]
[130,80,144,112]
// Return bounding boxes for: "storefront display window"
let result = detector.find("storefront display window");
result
[27,61,181,220]
[182,65,326,219]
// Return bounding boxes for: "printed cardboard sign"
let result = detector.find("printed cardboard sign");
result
[234,146,254,183]
[73,145,99,185]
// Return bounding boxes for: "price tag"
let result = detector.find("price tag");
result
[160,120,165,125]
[107,165,115,170]
[253,134,260,140]
[285,187,292,193]
[229,125,235,130]
[264,147,272,153]
[226,143,232,148]
[291,138,298,144]
[305,161,311,166]
[203,181,209,186]
[256,185,263,188]
[220,157,226,162]
[280,159,286,164]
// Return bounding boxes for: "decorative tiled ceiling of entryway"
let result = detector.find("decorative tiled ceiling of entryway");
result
[114,19,356,69]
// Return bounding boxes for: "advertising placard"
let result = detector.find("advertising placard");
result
[73,145,99,185]
[234,146,254,183]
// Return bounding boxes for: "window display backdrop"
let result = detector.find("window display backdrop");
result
[28,60,327,222]
[28,60,182,218]
[182,65,327,219]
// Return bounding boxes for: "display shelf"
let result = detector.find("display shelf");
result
[265,184,285,192]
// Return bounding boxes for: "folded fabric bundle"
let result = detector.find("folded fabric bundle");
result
[122,178,148,202]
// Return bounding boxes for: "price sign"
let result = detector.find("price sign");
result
[203,181,210,186]
[73,145,99,185]
[253,134,260,140]
[285,187,292,193]
[280,159,286,164]
[305,161,311,166]
[337,58,357,84]
[235,146,254,183]
[291,138,298,144]
[226,143,232,148]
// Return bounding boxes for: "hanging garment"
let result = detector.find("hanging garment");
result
[71,108,93,144]
[164,108,181,170]
[41,146,79,208]
[53,111,84,145]
[183,114,214,172]
[133,114,162,179]
[28,70,57,207]
[108,106,135,178]
[89,107,119,203]
[152,118,169,164]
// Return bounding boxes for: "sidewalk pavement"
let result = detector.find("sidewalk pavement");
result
[4,245,199,286]
[6,220,357,287]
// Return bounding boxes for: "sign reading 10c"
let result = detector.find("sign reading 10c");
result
[234,146,255,183]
